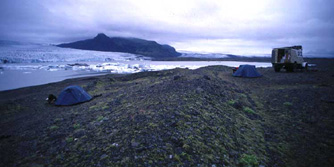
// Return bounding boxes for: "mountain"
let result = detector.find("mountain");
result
[57,33,181,58]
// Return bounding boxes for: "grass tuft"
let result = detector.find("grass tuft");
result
[228,100,236,105]
[239,154,259,167]
[66,137,74,143]
[283,102,293,107]
[49,125,59,130]
[243,107,255,114]
[96,116,104,122]
[73,123,80,129]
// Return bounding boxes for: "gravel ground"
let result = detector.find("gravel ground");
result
[0,58,333,167]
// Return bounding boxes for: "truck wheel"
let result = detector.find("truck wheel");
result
[286,64,294,72]
[274,65,281,72]
[293,62,297,71]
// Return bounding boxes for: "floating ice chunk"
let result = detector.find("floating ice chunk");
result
[47,68,58,71]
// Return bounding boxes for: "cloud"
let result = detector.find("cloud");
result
[0,0,333,56]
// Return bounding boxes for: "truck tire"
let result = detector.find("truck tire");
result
[293,62,297,71]
[286,64,294,72]
[274,65,281,72]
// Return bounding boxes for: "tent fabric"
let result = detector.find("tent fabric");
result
[55,85,92,106]
[232,65,262,78]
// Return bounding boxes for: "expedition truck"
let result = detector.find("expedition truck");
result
[271,45,308,72]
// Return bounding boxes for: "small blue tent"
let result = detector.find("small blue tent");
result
[233,65,262,78]
[55,85,92,106]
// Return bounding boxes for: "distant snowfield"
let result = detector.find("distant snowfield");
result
[0,44,271,91]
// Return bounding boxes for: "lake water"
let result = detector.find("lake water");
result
[0,61,271,91]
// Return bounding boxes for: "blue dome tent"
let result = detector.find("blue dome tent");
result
[55,85,92,106]
[233,65,262,78]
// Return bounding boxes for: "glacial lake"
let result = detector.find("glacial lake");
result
[0,61,272,91]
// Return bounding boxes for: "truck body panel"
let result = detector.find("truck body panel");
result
[271,45,307,72]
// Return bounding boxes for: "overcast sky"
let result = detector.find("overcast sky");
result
[1,0,333,56]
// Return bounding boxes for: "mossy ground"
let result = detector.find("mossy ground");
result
[0,59,334,167]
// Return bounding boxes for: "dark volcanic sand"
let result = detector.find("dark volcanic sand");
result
[0,58,333,166]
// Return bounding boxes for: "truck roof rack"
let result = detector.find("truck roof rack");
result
[273,45,302,50]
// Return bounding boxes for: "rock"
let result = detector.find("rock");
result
[196,87,204,93]
[102,117,109,121]
[67,63,89,66]
[109,77,116,82]
[174,75,181,80]
[203,75,211,80]
[230,150,238,156]
[100,154,108,160]
[131,142,140,147]
[232,101,243,109]
[134,115,147,123]
[73,129,86,138]
[135,147,147,153]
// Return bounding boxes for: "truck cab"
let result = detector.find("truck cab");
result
[271,45,307,72]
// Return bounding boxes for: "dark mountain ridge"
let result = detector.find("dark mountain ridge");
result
[57,33,181,58]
